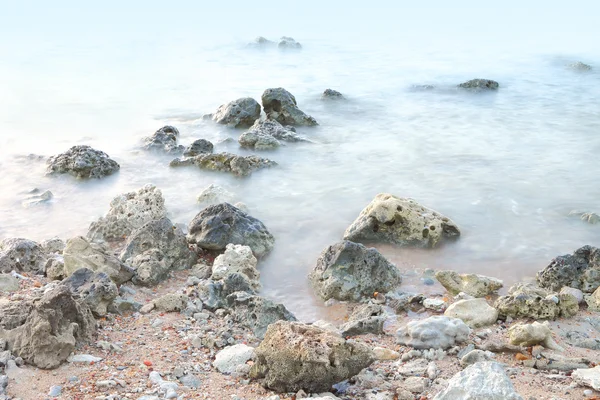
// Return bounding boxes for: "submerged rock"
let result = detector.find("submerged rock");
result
[239,119,306,150]
[183,139,214,157]
[343,194,460,248]
[46,145,120,179]
[321,89,344,100]
[396,316,470,350]
[444,298,498,328]
[226,292,296,338]
[170,152,277,176]
[508,322,563,351]
[537,245,600,293]
[0,238,47,275]
[309,240,402,301]
[61,268,118,317]
[212,98,261,128]
[22,190,53,207]
[197,184,236,206]
[494,282,578,320]
[211,244,260,291]
[568,61,592,71]
[278,37,302,49]
[457,79,499,90]
[569,210,600,224]
[250,321,374,393]
[435,270,503,297]
[261,88,318,126]
[253,36,275,46]
[143,126,184,154]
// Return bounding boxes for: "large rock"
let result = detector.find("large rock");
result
[444,298,498,328]
[435,270,503,297]
[170,152,277,176]
[239,119,306,150]
[0,238,47,274]
[343,194,460,248]
[572,365,600,391]
[212,98,261,128]
[211,244,260,291]
[508,322,563,351]
[396,316,470,350]
[143,126,184,154]
[457,79,499,90]
[537,245,600,293]
[183,139,214,157]
[494,283,578,320]
[213,344,255,374]
[127,249,168,286]
[187,203,275,257]
[63,236,134,284]
[61,268,118,317]
[433,362,523,400]
[250,321,374,393]
[0,286,96,369]
[309,241,402,301]
[226,292,296,338]
[46,145,120,179]
[87,184,167,242]
[261,88,318,126]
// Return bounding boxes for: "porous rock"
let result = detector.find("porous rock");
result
[143,126,184,154]
[0,238,47,274]
[183,139,214,157]
[340,303,386,336]
[46,145,120,179]
[226,292,296,338]
[261,88,317,126]
[212,98,261,128]
[239,119,306,150]
[435,270,503,297]
[211,244,260,291]
[444,298,498,328]
[61,268,118,317]
[494,282,578,320]
[153,293,188,313]
[170,152,276,176]
[457,79,499,90]
[537,245,600,293]
[396,316,470,350]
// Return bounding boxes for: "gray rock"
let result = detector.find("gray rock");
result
[48,385,62,397]
[187,202,275,257]
[435,270,503,297]
[385,291,425,313]
[459,349,495,367]
[45,254,65,281]
[61,268,118,317]
[183,139,214,157]
[396,316,470,350]
[261,88,317,126]
[239,119,306,150]
[343,194,460,248]
[457,79,499,90]
[560,286,585,303]
[494,282,578,320]
[0,274,19,293]
[128,249,169,286]
[572,365,600,390]
[213,344,255,374]
[154,293,188,312]
[221,272,257,297]
[46,145,120,179]
[340,304,386,336]
[170,152,277,176]
[565,331,600,350]
[212,98,261,128]
[178,373,201,388]
[0,374,7,395]
[309,240,402,302]
[278,37,302,49]
[143,126,184,154]
[537,245,600,293]
[190,263,212,279]
[444,298,498,328]
[321,89,344,99]
[196,184,236,206]
[0,238,47,274]
[40,237,65,254]
[110,296,143,314]
[197,280,225,311]
[568,61,592,71]
[0,298,33,330]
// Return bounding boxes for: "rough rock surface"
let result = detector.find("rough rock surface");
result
[343,194,460,248]
[340,304,386,336]
[0,238,47,274]
[435,270,503,297]
[128,249,169,286]
[170,152,277,176]
[396,316,470,350]
[143,126,184,154]
[508,322,563,351]
[239,119,306,150]
[249,321,374,393]
[433,362,523,400]
[22,189,53,207]
[586,286,600,310]
[309,240,402,301]
[187,203,275,257]
[153,293,188,312]
[197,184,236,207]
[278,37,302,49]
[494,282,578,320]
[213,344,255,374]
[212,98,261,128]
[61,268,118,317]
[40,237,65,254]
[322,89,344,99]
[211,244,260,291]
[226,292,296,338]
[460,349,495,367]
[572,365,600,390]
[537,245,600,293]
[0,274,19,292]
[87,184,167,242]
[46,145,120,179]
[457,79,500,90]
[183,139,214,157]
[444,298,498,328]
[261,88,318,126]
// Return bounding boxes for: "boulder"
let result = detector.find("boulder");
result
[435,270,503,297]
[221,273,258,297]
[572,365,600,391]
[250,321,374,393]
[87,184,167,242]
[170,152,277,176]
[261,88,318,126]
[444,298,498,328]
[212,98,261,128]
[187,203,275,257]
[46,145,120,179]
[153,293,188,313]
[321,89,344,100]
[396,316,470,350]
[537,245,600,293]
[197,184,236,206]
[0,274,19,292]
[211,244,260,291]
[0,298,34,330]
[239,119,306,150]
[278,37,302,49]
[343,194,460,248]
[340,304,386,336]
[309,240,402,301]
[0,238,47,274]
[40,237,65,254]
[213,344,255,374]
[433,362,523,400]
[183,139,214,157]
[63,236,134,284]
[494,282,578,320]
[128,249,169,286]
[143,126,184,154]
[508,322,563,351]
[253,36,275,46]
[61,268,118,317]
[457,79,499,90]
[226,292,296,338]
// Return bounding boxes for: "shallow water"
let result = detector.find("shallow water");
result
[1,2,599,321]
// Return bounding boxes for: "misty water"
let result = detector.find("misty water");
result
[1,2,599,320]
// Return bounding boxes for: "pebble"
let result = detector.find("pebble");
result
[95,380,117,390]
[68,354,103,364]
[48,385,62,397]
[151,318,164,328]
[179,373,201,389]
[584,389,593,396]
[140,303,155,314]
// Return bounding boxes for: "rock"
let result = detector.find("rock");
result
[212,98,261,128]
[178,373,201,388]
[63,236,134,284]
[187,203,275,257]
[586,286,600,310]
[143,126,184,154]
[226,292,297,338]
[385,291,425,313]
[508,322,564,351]
[183,139,214,157]
[537,245,600,293]
[435,270,503,297]
[404,376,429,393]
[46,145,119,179]
[261,88,317,126]
[170,152,277,176]
[569,210,600,224]
[140,303,155,314]
[68,352,101,363]
[0,274,19,292]
[41,237,65,254]
[197,184,236,206]
[211,244,260,290]
[343,194,460,248]
[0,286,96,369]
[444,298,498,328]
[572,365,600,390]
[22,189,53,207]
[48,385,62,396]
[340,304,386,336]
[250,321,374,393]
[457,79,499,90]
[309,240,402,302]
[253,36,275,46]
[494,282,577,319]
[46,256,66,281]
[153,293,188,312]
[0,238,47,274]
[560,286,585,303]
[213,344,255,374]
[87,184,167,242]
[61,268,118,317]
[460,349,495,366]
[128,249,169,287]
[278,37,302,49]
[565,331,600,350]
[373,347,400,361]
[239,119,306,150]
[321,89,344,100]
[221,272,258,297]
[396,316,470,350]
[190,263,212,279]
[568,61,592,71]
[424,298,447,311]
[433,362,523,400]
[111,296,142,314]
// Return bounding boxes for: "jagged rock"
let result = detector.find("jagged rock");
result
[340,304,386,336]
[250,321,374,392]
[423,298,447,311]
[0,286,96,369]
[568,61,592,71]
[560,286,584,303]
[343,194,460,248]
[187,203,275,257]
[261,88,317,126]
[61,268,118,317]
[46,145,120,179]
[197,184,236,206]
[537,245,600,293]
[385,291,425,313]
[572,365,600,390]
[444,298,498,328]
[183,139,214,157]
[460,349,495,367]
[278,37,302,49]
[252,36,275,46]
[87,184,167,242]
[396,316,470,349]
[586,286,600,310]
[40,237,65,254]
[213,344,255,374]
[508,322,563,351]
[153,293,188,312]
[226,292,296,338]
[0,238,47,274]
[221,272,257,297]
[63,236,133,284]
[212,98,261,128]
[128,249,169,286]
[321,89,344,99]
[0,298,33,330]
[143,126,184,154]
[0,274,19,292]
[211,244,260,291]
[457,79,499,90]
[435,270,503,297]
[170,152,277,176]
[494,282,578,320]
[433,362,523,400]
[309,240,402,301]
[197,280,225,311]
[239,119,306,150]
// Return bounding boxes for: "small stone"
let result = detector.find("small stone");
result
[178,373,201,389]
[140,303,155,314]
[48,385,62,397]
[373,347,400,361]
[423,298,447,311]
[68,354,102,364]
[213,344,255,374]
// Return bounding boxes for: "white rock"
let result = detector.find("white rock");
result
[424,298,447,311]
[560,287,584,304]
[213,344,255,374]
[508,321,563,351]
[397,316,470,349]
[211,244,260,290]
[148,371,163,384]
[572,365,600,390]
[444,298,498,328]
[196,184,236,206]
[68,354,103,364]
[460,349,495,367]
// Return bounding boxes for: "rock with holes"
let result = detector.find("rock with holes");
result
[143,126,184,154]
[226,292,296,338]
[250,321,374,393]
[212,98,261,128]
[87,184,167,242]
[239,119,306,150]
[128,249,169,286]
[537,245,600,293]
[46,145,120,179]
[170,152,277,176]
[343,194,460,248]
[444,298,498,328]
[183,139,214,157]
[0,238,47,275]
[396,316,470,350]
[309,240,402,302]
[61,268,118,317]
[211,244,260,291]
[261,88,317,126]
[494,282,578,320]
[435,270,503,297]
[153,293,188,313]
[457,79,499,90]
